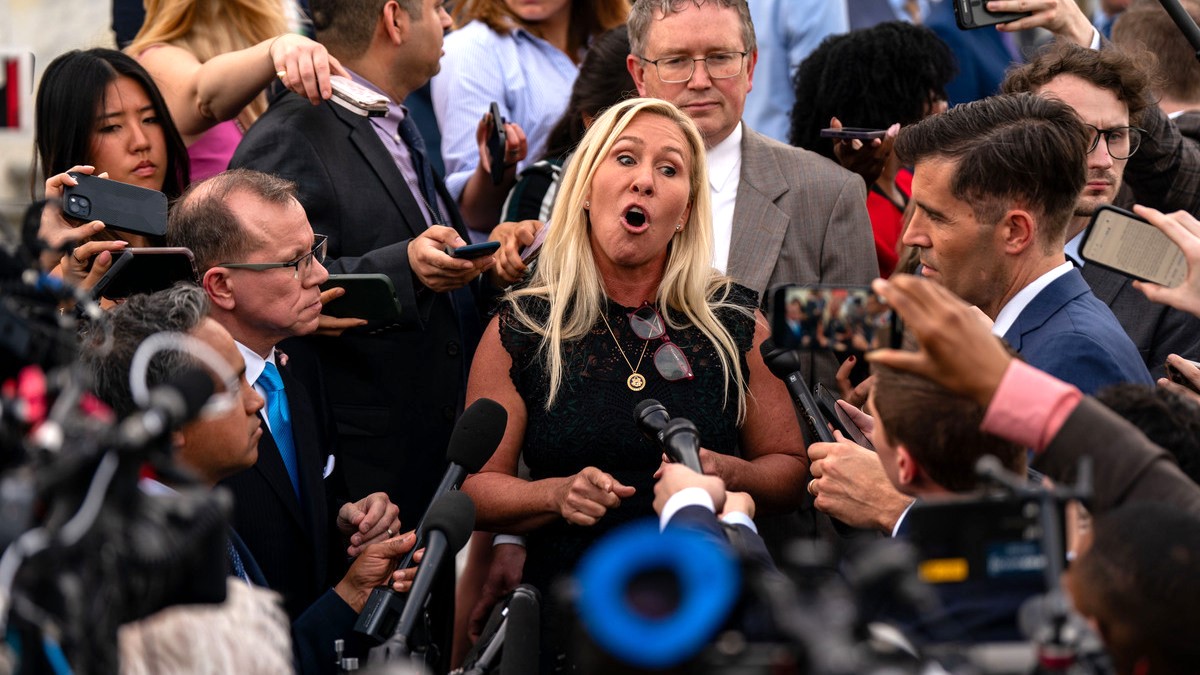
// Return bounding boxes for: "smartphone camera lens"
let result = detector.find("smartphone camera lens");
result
[66,195,89,217]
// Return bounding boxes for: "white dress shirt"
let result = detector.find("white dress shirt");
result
[707,122,744,275]
[991,262,1075,338]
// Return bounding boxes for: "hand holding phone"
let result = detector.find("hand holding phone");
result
[62,173,168,238]
[953,0,1030,29]
[447,241,501,259]
[1165,356,1200,395]
[1082,205,1187,287]
[820,127,887,141]
[487,102,508,186]
[329,75,388,117]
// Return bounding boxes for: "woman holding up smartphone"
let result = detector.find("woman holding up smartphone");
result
[34,48,192,292]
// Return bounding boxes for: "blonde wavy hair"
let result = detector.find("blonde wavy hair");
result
[126,0,288,126]
[508,98,749,419]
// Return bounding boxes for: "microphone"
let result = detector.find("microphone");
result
[387,490,476,656]
[400,398,506,568]
[634,398,671,444]
[356,398,505,642]
[660,418,704,473]
[114,367,215,450]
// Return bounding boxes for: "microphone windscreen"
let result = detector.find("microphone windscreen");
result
[446,398,508,471]
[634,399,670,432]
[423,490,476,553]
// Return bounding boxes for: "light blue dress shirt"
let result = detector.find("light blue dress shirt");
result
[431,20,578,217]
[743,0,849,143]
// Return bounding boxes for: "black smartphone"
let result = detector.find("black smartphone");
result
[487,101,507,186]
[813,383,875,451]
[953,0,1030,29]
[1081,205,1187,287]
[447,240,500,259]
[1166,358,1200,394]
[321,273,403,323]
[819,127,887,141]
[62,173,168,238]
[91,247,198,299]
[769,284,903,352]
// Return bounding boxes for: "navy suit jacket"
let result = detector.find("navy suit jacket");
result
[220,355,346,621]
[228,529,356,675]
[666,505,780,577]
[1002,268,1154,395]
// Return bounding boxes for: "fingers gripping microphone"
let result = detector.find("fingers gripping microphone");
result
[635,399,704,473]
[357,398,505,642]
[660,418,704,473]
[391,490,476,654]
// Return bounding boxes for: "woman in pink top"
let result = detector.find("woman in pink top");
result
[127,0,343,180]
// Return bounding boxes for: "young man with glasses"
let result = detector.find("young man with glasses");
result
[1002,41,1200,379]
[625,1,878,370]
[167,168,402,622]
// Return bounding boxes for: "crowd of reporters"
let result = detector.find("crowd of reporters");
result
[6,0,1200,673]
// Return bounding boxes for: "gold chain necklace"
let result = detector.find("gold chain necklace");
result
[599,309,649,391]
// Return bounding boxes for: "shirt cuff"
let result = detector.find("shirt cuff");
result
[493,534,526,547]
[980,360,1083,452]
[720,511,758,534]
[659,487,716,531]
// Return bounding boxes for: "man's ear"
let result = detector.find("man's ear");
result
[628,54,649,96]
[203,267,236,311]
[744,48,758,93]
[382,0,409,46]
[896,445,918,487]
[1000,208,1037,255]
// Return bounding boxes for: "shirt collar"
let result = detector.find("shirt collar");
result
[235,341,276,387]
[707,121,743,191]
[991,261,1075,337]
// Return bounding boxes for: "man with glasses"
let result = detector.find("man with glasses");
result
[1002,42,1200,378]
[167,169,402,622]
[625,0,877,334]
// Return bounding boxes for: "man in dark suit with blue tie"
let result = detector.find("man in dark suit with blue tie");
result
[167,169,402,622]
[229,0,496,532]
[82,284,419,674]
[896,92,1153,394]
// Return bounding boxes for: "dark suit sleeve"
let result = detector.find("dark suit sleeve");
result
[1034,397,1200,517]
[1123,103,1200,216]
[667,505,781,577]
[229,103,429,329]
[291,589,358,675]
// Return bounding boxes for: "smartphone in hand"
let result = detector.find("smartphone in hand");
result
[1081,205,1187,287]
[91,247,197,299]
[819,127,887,141]
[62,173,168,238]
[329,76,388,117]
[953,0,1030,29]
[1166,359,1200,395]
[447,241,501,259]
[487,102,508,186]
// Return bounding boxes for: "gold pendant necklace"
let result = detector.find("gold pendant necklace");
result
[599,309,649,391]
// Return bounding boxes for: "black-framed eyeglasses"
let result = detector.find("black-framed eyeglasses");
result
[630,303,694,382]
[1084,124,1145,160]
[635,51,749,84]
[218,234,328,279]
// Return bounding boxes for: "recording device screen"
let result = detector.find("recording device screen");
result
[1082,205,1187,287]
[905,494,1066,588]
[770,285,901,352]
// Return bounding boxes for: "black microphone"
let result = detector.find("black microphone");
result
[660,418,704,473]
[114,367,215,450]
[400,398,506,568]
[389,490,476,655]
[356,398,505,641]
[634,398,671,444]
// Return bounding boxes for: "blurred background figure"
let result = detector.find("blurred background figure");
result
[127,0,340,181]
[742,0,848,143]
[432,0,629,238]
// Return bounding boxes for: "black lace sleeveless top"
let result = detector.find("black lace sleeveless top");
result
[498,283,758,592]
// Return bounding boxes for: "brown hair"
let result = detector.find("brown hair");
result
[894,92,1089,251]
[871,360,1024,492]
[1001,40,1152,127]
[1112,3,1200,105]
[627,0,755,57]
[453,0,629,60]
[311,0,423,59]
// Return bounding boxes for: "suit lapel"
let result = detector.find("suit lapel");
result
[330,103,428,241]
[255,417,310,534]
[1081,263,1128,306]
[729,129,790,296]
